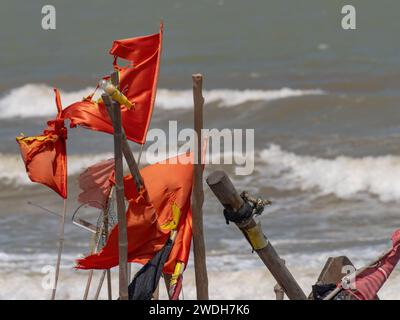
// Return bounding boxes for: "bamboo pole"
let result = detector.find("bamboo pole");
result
[82,210,108,299]
[83,270,94,300]
[106,269,112,300]
[104,199,112,300]
[152,285,160,300]
[191,74,209,300]
[206,170,307,300]
[164,273,172,298]
[94,270,107,300]
[50,198,67,300]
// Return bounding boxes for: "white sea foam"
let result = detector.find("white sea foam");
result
[0,84,95,119]
[0,149,247,186]
[0,84,324,118]
[156,87,324,109]
[0,152,112,186]
[1,252,399,300]
[259,144,400,202]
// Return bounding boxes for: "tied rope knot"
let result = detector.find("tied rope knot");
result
[223,191,272,225]
[134,186,146,203]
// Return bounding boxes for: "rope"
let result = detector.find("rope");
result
[240,191,272,216]
[137,144,144,166]
[223,191,271,225]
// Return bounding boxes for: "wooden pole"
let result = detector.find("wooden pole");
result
[109,72,144,192]
[113,99,129,300]
[206,170,307,300]
[101,71,147,300]
[191,74,209,300]
[51,198,67,300]
[102,95,143,192]
[101,93,129,300]
[274,259,285,300]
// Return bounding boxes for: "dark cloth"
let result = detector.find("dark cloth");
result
[128,238,173,300]
[312,283,337,300]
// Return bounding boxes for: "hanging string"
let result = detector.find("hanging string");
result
[137,143,145,167]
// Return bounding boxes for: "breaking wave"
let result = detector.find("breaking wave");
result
[0,84,324,119]
[1,250,399,299]
[0,84,95,119]
[259,144,400,202]
[156,87,324,109]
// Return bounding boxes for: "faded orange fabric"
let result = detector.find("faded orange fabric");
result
[78,159,115,209]
[62,23,162,145]
[16,89,67,198]
[76,153,193,274]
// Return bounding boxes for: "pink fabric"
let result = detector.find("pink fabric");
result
[350,229,400,300]
[78,159,115,209]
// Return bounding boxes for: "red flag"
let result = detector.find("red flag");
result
[345,229,400,300]
[75,153,192,274]
[62,23,162,144]
[16,89,67,198]
[78,158,115,209]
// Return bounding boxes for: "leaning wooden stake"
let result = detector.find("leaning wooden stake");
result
[274,259,285,300]
[206,170,306,300]
[191,74,209,300]
[50,198,67,300]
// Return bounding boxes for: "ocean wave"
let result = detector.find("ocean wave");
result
[1,249,399,300]
[1,266,398,300]
[0,251,77,272]
[259,144,400,202]
[1,149,239,187]
[0,84,324,119]
[0,152,112,186]
[156,87,324,109]
[0,84,95,119]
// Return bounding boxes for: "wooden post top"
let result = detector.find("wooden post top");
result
[192,73,203,81]
[206,170,244,212]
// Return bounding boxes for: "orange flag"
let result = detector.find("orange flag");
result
[62,23,163,144]
[76,153,192,274]
[16,89,67,198]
